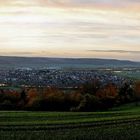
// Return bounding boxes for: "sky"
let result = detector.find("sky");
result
[0,0,140,61]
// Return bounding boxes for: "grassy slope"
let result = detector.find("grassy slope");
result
[0,103,140,140]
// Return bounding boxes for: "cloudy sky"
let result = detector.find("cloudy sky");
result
[0,0,140,61]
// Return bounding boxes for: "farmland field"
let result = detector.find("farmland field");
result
[114,70,140,80]
[0,104,140,140]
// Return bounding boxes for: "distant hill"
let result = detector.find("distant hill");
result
[0,56,139,69]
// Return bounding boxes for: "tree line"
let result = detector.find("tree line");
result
[0,81,140,111]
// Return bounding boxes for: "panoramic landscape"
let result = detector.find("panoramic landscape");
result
[0,0,140,140]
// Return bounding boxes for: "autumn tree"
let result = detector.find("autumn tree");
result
[134,81,140,106]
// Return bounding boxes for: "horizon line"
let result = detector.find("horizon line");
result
[0,55,139,63]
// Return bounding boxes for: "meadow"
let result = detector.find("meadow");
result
[114,70,140,80]
[0,103,140,140]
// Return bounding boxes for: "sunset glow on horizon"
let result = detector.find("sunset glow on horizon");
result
[0,0,140,61]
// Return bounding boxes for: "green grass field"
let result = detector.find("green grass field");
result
[114,71,140,80]
[0,104,140,140]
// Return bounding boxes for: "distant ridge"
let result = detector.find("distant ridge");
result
[0,56,139,69]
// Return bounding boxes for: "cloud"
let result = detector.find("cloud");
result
[0,0,139,61]
[40,0,140,7]
[0,51,34,55]
[0,0,41,7]
[0,0,140,8]
[88,50,140,54]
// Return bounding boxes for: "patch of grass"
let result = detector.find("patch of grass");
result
[0,104,139,139]
[0,123,140,140]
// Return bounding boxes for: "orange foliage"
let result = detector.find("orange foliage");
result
[96,84,118,99]
[26,88,38,106]
[42,87,63,99]
[4,90,20,100]
[134,81,140,97]
[27,88,38,98]
[68,92,83,103]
